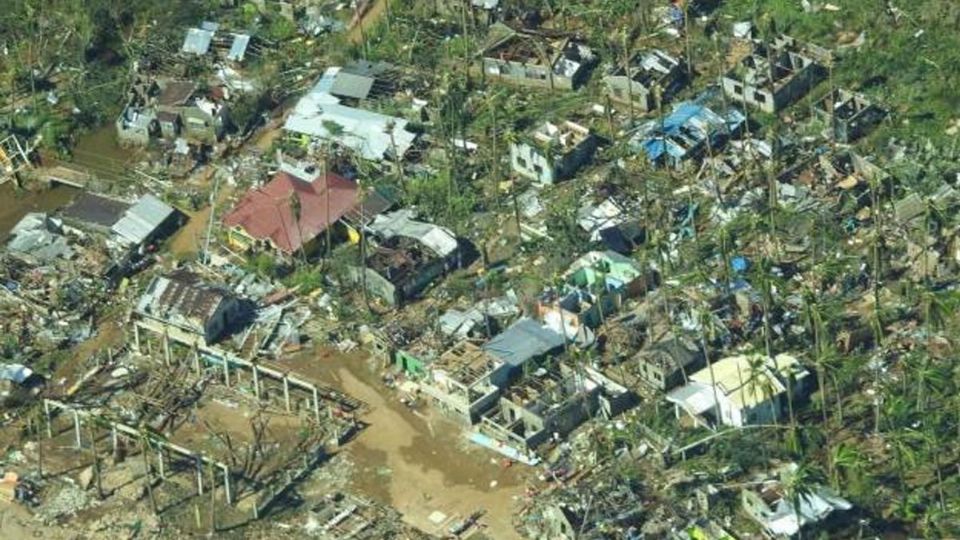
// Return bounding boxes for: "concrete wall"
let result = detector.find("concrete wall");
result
[722,59,822,113]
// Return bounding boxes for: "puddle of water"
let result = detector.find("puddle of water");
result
[0,183,80,242]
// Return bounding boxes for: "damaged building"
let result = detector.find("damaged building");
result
[352,209,466,307]
[134,271,252,346]
[603,49,688,113]
[721,35,830,113]
[475,367,601,459]
[418,341,504,424]
[478,23,597,90]
[631,100,745,169]
[815,88,886,143]
[510,120,597,184]
[283,66,417,161]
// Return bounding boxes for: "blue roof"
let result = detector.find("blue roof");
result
[483,318,564,367]
[633,101,744,163]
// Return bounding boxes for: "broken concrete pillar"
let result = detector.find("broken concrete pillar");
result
[222,464,232,505]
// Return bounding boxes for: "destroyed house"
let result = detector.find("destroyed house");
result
[222,171,359,255]
[419,341,504,424]
[741,464,852,538]
[135,271,248,345]
[352,209,464,306]
[631,100,744,169]
[307,492,434,540]
[666,353,810,429]
[721,35,829,113]
[284,67,417,161]
[632,337,702,392]
[479,23,597,90]
[603,49,688,112]
[539,251,651,343]
[477,368,600,453]
[524,473,645,539]
[115,106,157,147]
[354,236,458,307]
[815,89,886,143]
[510,120,597,184]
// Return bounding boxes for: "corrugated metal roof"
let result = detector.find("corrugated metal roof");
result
[368,209,458,257]
[182,27,215,55]
[227,34,251,62]
[482,318,564,367]
[221,171,358,253]
[330,72,374,100]
[284,68,416,161]
[111,194,175,245]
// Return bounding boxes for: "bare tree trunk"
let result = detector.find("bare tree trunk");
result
[140,436,159,517]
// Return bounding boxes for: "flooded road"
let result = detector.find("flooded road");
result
[0,183,79,242]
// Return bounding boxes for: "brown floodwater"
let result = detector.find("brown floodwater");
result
[0,182,80,242]
[69,123,140,180]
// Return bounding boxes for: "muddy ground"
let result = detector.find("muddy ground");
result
[286,348,533,539]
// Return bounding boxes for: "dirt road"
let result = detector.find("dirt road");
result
[291,350,530,539]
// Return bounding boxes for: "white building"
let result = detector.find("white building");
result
[666,353,810,429]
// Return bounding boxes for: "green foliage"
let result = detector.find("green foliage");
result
[244,252,278,278]
[264,16,297,41]
[283,267,324,293]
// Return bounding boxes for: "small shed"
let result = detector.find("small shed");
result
[111,194,180,247]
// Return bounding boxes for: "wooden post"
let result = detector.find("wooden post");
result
[163,330,171,366]
[253,365,261,400]
[193,344,201,378]
[196,457,204,495]
[157,449,166,479]
[313,387,320,423]
[73,411,82,449]
[283,376,291,412]
[222,355,230,386]
[133,322,141,352]
[111,426,118,454]
[44,400,52,438]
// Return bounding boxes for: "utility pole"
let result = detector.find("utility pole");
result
[201,168,222,265]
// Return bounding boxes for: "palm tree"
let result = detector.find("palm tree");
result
[783,462,826,540]
[288,190,307,264]
[829,443,866,492]
[802,288,829,425]
[697,305,723,428]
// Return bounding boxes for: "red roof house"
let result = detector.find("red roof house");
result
[222,171,359,254]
